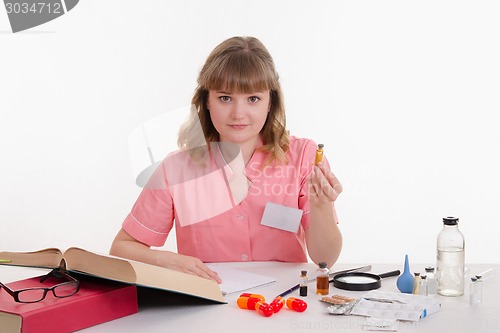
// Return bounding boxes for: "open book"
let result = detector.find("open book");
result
[0,247,225,303]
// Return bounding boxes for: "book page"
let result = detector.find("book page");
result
[129,260,225,303]
[206,263,276,295]
[63,247,138,283]
[0,312,22,332]
[64,248,225,303]
[0,248,63,268]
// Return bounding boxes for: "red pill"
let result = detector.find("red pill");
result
[239,293,265,302]
[237,296,261,310]
[255,301,274,317]
[286,297,308,312]
[270,296,285,313]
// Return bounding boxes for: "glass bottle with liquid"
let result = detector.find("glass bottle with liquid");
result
[316,262,329,295]
[413,272,421,294]
[436,216,465,296]
[425,267,438,296]
[299,270,308,297]
[419,275,427,295]
[315,144,324,166]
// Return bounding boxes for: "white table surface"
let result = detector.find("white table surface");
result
[1,262,498,333]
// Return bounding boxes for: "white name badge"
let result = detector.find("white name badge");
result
[260,202,303,233]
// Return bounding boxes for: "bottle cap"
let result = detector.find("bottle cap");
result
[443,216,459,225]
[318,144,324,149]
[318,262,327,268]
[301,270,307,275]
[425,267,434,272]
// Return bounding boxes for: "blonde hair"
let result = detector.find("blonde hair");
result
[177,36,289,165]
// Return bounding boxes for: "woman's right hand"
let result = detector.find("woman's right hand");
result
[158,251,222,284]
[110,228,221,284]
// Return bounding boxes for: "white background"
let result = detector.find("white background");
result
[1,0,499,265]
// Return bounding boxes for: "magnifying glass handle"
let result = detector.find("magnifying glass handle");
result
[378,270,401,279]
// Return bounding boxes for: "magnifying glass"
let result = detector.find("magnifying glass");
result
[332,270,401,291]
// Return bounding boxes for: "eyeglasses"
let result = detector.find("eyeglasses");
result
[0,269,80,303]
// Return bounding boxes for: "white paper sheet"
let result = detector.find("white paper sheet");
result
[206,263,276,295]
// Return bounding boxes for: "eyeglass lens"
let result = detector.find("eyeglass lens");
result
[17,288,47,303]
[17,282,79,303]
[53,282,79,297]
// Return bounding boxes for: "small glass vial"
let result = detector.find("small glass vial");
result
[413,272,421,294]
[469,275,483,306]
[437,216,465,296]
[316,262,329,295]
[425,267,438,296]
[299,270,308,297]
[469,277,481,305]
[419,275,427,295]
[315,144,324,166]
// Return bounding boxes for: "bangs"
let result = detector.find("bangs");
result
[202,51,277,93]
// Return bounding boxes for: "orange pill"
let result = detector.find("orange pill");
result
[237,296,262,310]
[239,293,265,302]
[270,296,284,313]
[255,301,274,317]
[286,297,308,312]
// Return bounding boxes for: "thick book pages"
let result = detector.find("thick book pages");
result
[0,247,225,303]
[0,275,138,333]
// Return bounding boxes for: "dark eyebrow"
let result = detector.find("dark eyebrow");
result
[214,91,265,95]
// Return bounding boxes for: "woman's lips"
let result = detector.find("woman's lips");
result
[228,124,248,129]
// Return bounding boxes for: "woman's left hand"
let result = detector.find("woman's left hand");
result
[307,162,343,205]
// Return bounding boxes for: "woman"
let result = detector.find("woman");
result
[110,36,343,283]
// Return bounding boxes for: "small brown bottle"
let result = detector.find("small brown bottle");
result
[315,144,324,166]
[316,262,330,295]
[299,270,308,296]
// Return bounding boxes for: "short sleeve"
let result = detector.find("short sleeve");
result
[122,161,175,247]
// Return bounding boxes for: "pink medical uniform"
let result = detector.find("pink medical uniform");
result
[122,136,338,263]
